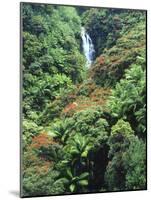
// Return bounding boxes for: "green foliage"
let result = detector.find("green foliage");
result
[23,73,74,119]
[38,143,64,162]
[64,133,94,159]
[89,15,146,87]
[111,119,134,137]
[123,137,146,190]
[23,169,66,196]
[21,3,146,197]
[108,64,146,138]
[82,9,145,57]
[58,168,89,193]
[105,120,146,191]
[82,8,121,55]
[48,119,71,141]
[105,119,134,190]
[23,32,47,66]
[22,2,86,127]
[63,108,109,151]
[23,119,43,149]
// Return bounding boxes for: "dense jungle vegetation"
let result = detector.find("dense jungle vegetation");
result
[21,3,147,197]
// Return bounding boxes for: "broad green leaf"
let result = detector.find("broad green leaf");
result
[69,184,76,192]
[79,172,89,180]
[78,180,88,186]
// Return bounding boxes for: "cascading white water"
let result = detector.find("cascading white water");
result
[81,27,95,68]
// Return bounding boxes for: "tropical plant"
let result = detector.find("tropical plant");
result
[58,168,89,193]
[108,64,146,138]
[64,133,94,160]
[105,119,134,190]
[22,3,146,196]
[123,136,146,190]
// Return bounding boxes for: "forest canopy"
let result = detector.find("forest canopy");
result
[21,3,146,197]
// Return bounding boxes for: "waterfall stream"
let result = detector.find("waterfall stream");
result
[81,27,95,68]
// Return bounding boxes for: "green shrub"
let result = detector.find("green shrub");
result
[108,64,146,138]
[123,136,146,190]
[105,119,134,190]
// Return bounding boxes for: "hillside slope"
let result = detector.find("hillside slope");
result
[21,3,146,197]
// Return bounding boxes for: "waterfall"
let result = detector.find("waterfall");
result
[81,27,95,68]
